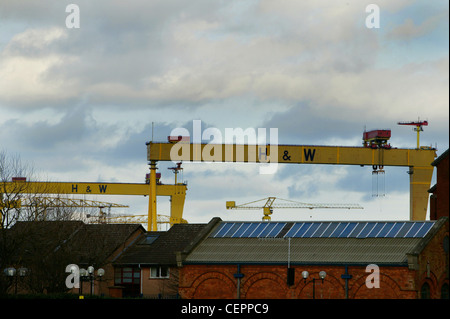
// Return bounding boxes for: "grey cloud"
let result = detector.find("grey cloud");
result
[262,101,372,145]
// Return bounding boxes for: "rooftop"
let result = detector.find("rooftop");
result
[184,219,447,266]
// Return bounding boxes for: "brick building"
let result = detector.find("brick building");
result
[0,221,144,296]
[177,217,449,299]
[112,221,214,298]
[429,148,449,220]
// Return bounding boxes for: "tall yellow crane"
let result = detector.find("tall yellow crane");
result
[226,197,363,221]
[147,137,437,221]
[2,168,187,231]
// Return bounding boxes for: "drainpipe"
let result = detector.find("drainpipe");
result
[234,264,244,299]
[139,264,143,297]
[341,265,352,299]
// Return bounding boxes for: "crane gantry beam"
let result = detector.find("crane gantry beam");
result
[147,142,437,221]
[2,181,186,231]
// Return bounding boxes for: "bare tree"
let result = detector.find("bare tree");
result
[0,150,91,294]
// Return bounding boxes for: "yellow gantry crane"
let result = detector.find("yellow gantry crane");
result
[226,197,363,221]
[2,168,187,231]
[147,134,437,221]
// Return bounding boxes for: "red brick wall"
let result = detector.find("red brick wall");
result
[179,264,419,299]
[416,219,449,298]
[140,267,179,297]
[435,154,449,219]
[179,219,449,299]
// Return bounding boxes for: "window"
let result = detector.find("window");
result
[441,283,449,299]
[420,282,431,299]
[115,267,141,285]
[150,266,169,278]
[141,235,159,245]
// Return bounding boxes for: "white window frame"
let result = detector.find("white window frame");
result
[150,266,170,279]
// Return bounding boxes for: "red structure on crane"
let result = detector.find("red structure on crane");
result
[398,120,428,149]
[363,129,392,149]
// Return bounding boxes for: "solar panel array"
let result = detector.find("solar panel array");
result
[209,221,435,239]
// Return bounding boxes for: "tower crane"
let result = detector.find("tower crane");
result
[0,196,128,227]
[97,213,188,231]
[226,197,363,221]
[398,119,428,149]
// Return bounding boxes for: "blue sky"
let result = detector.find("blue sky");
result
[0,0,448,227]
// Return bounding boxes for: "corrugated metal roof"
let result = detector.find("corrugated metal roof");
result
[185,237,422,264]
[184,220,444,265]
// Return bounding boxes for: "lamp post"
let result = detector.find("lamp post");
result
[80,266,105,296]
[3,267,28,294]
[301,270,326,299]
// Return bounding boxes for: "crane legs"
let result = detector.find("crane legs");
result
[148,161,158,231]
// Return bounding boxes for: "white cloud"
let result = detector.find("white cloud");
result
[0,0,447,225]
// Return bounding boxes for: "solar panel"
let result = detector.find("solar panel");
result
[250,223,270,237]
[414,222,434,238]
[321,223,339,237]
[368,223,382,237]
[212,223,232,237]
[294,223,313,238]
[396,223,414,237]
[405,222,426,238]
[303,223,321,237]
[232,223,251,237]
[356,222,377,238]
[313,223,331,237]
[210,221,435,239]
[385,222,402,238]
[226,223,242,237]
[331,223,348,237]
[283,222,303,237]
[259,223,277,237]
[241,223,260,237]
[267,223,286,237]
[338,223,358,238]
[348,223,367,237]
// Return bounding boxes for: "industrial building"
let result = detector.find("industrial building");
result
[176,217,448,299]
[429,149,449,220]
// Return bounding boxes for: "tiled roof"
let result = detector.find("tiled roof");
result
[114,222,214,266]
[4,221,144,266]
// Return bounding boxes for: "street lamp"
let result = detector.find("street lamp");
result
[301,270,327,299]
[3,267,28,294]
[79,266,105,296]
